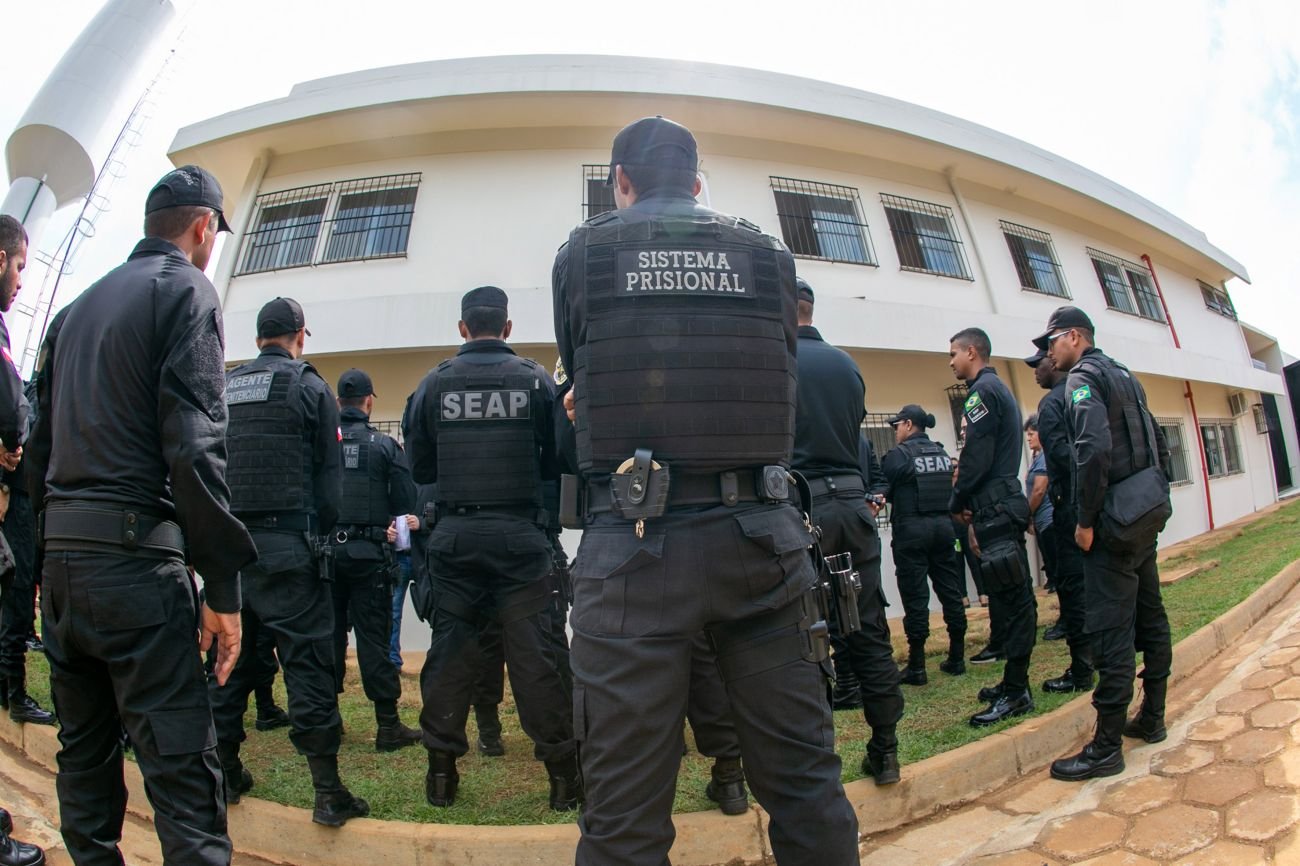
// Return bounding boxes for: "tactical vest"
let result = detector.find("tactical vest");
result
[568,210,797,474]
[338,422,393,527]
[225,356,314,515]
[1074,352,1159,484]
[894,436,953,517]
[432,357,542,508]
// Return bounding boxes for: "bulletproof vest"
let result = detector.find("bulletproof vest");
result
[225,356,314,515]
[1075,352,1158,483]
[894,436,953,517]
[568,210,797,473]
[432,355,542,508]
[338,421,393,527]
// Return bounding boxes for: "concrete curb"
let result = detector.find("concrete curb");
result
[5,556,1300,865]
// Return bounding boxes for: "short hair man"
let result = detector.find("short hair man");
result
[26,165,257,864]
[1040,306,1172,781]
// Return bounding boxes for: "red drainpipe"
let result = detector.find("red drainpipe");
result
[1142,254,1180,348]
[1184,380,1215,530]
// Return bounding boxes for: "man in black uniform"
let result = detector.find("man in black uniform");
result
[0,216,53,727]
[1040,307,1172,781]
[405,286,578,810]
[553,117,858,865]
[1025,350,1094,695]
[792,277,904,785]
[27,166,257,865]
[331,367,420,751]
[210,297,369,826]
[881,405,968,684]
[947,327,1038,727]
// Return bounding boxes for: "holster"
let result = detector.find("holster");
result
[311,535,335,583]
[824,551,862,636]
[609,448,670,521]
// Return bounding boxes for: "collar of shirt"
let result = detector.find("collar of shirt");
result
[259,345,294,361]
[967,366,1000,388]
[128,237,190,262]
[797,325,824,342]
[339,407,370,423]
[457,339,516,357]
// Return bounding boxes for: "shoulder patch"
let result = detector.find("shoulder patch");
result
[964,392,983,411]
[1072,385,1091,404]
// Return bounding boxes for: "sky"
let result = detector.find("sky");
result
[2,0,1298,370]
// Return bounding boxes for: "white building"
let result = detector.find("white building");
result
[168,55,1294,619]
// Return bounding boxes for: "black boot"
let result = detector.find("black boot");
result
[425,750,459,807]
[1043,620,1067,641]
[1051,712,1126,781]
[254,682,290,731]
[977,681,1005,703]
[545,752,583,812]
[862,727,900,785]
[1042,668,1096,694]
[216,741,253,805]
[938,636,966,676]
[830,660,863,710]
[0,808,9,835]
[474,703,505,757]
[1124,677,1168,744]
[898,640,928,686]
[969,645,1004,665]
[0,817,44,866]
[307,755,369,826]
[6,673,55,726]
[0,677,7,711]
[374,703,422,752]
[969,688,1034,727]
[704,757,748,815]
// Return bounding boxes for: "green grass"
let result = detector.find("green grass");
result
[20,499,1300,824]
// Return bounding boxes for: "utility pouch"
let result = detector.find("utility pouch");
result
[824,551,862,635]
[976,537,1028,592]
[609,448,670,536]
[559,473,583,530]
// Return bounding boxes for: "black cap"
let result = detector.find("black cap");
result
[1032,305,1095,350]
[796,277,815,304]
[887,404,931,428]
[461,285,508,313]
[145,165,233,233]
[256,297,310,338]
[337,368,375,398]
[606,116,699,185]
[1024,349,1048,367]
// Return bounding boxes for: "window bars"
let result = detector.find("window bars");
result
[1086,248,1165,322]
[881,193,972,280]
[582,165,616,221]
[1199,281,1237,320]
[1000,221,1069,298]
[1155,418,1192,485]
[770,177,876,265]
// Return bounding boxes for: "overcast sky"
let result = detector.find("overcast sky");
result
[3,0,1297,369]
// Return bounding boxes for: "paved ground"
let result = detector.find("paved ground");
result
[860,581,1300,865]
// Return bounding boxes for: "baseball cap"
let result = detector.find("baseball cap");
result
[145,165,233,233]
[461,285,509,313]
[1032,305,1095,350]
[256,297,310,338]
[1024,349,1048,367]
[796,277,815,304]
[337,368,375,398]
[887,404,932,428]
[605,116,699,185]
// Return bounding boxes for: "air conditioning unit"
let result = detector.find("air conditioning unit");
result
[1227,391,1250,417]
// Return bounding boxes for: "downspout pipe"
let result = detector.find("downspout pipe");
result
[1185,380,1215,530]
[1141,254,1180,349]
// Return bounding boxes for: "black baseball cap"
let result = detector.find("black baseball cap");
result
[461,285,508,313]
[256,297,310,338]
[337,368,375,398]
[1032,305,1095,350]
[605,116,699,185]
[796,277,815,304]
[145,165,232,233]
[1024,349,1048,367]
[887,404,931,428]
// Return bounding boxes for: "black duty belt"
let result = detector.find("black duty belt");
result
[968,476,1022,512]
[239,512,315,533]
[586,468,774,515]
[331,526,389,544]
[804,474,866,499]
[42,502,185,557]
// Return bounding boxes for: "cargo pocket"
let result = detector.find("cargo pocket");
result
[734,508,814,602]
[147,705,220,816]
[571,532,666,637]
[88,583,167,633]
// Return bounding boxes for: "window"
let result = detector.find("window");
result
[1156,418,1192,485]
[881,193,972,279]
[235,173,421,276]
[1200,281,1237,319]
[1086,248,1166,322]
[583,165,616,220]
[1001,221,1069,298]
[862,413,897,528]
[945,383,969,447]
[769,177,876,265]
[1200,419,1243,478]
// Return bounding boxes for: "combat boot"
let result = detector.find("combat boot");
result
[969,688,1034,727]
[6,673,55,726]
[545,752,583,812]
[216,741,253,805]
[704,757,748,815]
[426,750,459,807]
[474,703,505,756]
[1051,712,1126,781]
[374,703,422,752]
[254,682,290,731]
[0,815,44,866]
[938,636,966,676]
[307,755,369,827]
[830,666,863,710]
[863,727,901,786]
[1123,677,1168,744]
[898,640,928,686]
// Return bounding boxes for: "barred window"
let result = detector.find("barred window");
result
[770,177,876,265]
[881,194,972,279]
[1155,418,1192,485]
[1200,281,1237,319]
[583,165,616,221]
[1200,419,1243,478]
[1000,221,1069,298]
[322,176,419,263]
[863,413,898,528]
[238,187,330,274]
[1087,248,1165,322]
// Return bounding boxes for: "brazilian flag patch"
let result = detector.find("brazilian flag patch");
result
[1072,385,1091,404]
[964,393,983,410]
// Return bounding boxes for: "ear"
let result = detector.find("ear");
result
[502,319,513,339]
[457,320,469,340]
[692,175,703,197]
[194,210,213,244]
[615,165,634,197]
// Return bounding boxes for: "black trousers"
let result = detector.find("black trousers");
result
[1051,506,1093,680]
[331,545,401,707]
[42,551,230,866]
[209,532,341,757]
[0,492,37,678]
[419,514,573,761]
[971,497,1037,692]
[891,513,967,646]
[685,632,740,761]
[571,503,858,866]
[1084,537,1171,716]
[471,617,505,706]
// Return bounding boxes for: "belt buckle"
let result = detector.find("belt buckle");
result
[122,511,139,550]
